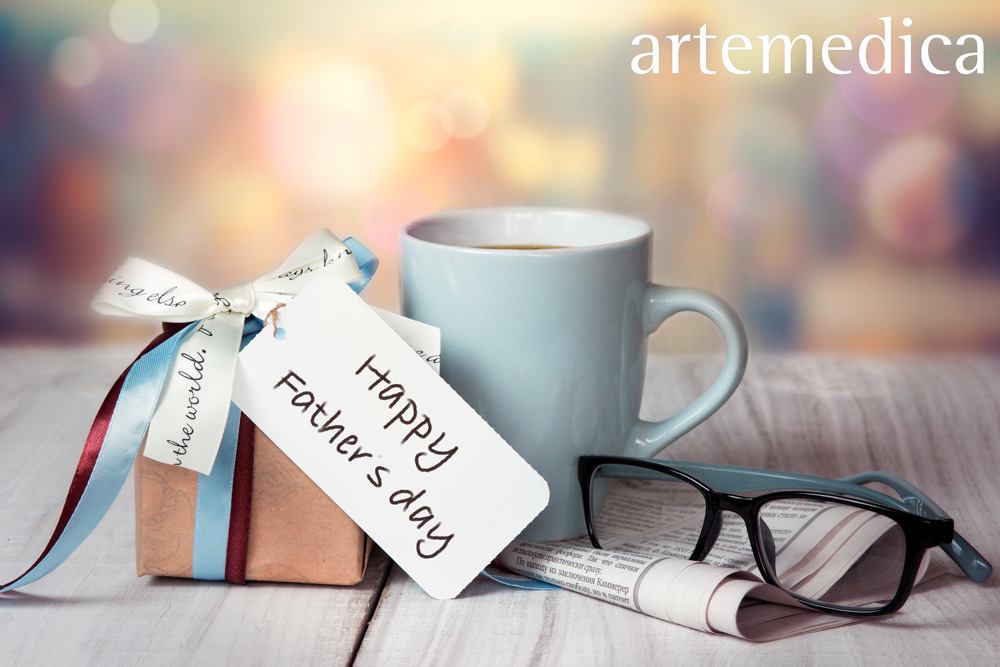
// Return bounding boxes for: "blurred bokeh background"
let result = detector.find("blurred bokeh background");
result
[1,1,997,352]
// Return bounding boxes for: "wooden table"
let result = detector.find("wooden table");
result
[1,347,997,665]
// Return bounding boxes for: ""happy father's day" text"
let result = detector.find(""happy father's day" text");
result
[271,354,458,559]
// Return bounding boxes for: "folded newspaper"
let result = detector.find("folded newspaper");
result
[496,478,934,641]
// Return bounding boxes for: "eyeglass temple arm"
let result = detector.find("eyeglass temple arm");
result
[840,471,992,583]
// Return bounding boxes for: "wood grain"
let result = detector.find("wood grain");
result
[1,348,998,665]
[356,354,1000,666]
[0,346,389,666]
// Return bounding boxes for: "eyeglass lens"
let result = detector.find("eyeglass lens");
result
[757,498,907,609]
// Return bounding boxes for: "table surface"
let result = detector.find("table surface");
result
[1,347,998,666]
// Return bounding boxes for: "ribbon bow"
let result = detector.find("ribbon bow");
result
[92,229,369,475]
[2,230,377,592]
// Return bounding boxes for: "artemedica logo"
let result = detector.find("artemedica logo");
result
[631,17,985,76]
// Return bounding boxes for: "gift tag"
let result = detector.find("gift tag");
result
[373,308,440,374]
[232,276,549,599]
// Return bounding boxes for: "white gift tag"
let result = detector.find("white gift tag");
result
[374,308,441,374]
[232,276,549,599]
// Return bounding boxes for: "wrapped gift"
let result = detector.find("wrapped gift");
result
[1,230,379,592]
[135,430,370,585]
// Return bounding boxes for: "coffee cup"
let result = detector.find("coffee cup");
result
[401,207,747,540]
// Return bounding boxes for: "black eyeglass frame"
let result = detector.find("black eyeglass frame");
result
[578,456,987,617]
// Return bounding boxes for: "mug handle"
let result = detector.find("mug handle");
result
[623,285,748,458]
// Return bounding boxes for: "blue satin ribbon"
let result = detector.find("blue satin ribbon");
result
[481,565,560,590]
[345,237,378,292]
[191,402,242,580]
[1,322,197,592]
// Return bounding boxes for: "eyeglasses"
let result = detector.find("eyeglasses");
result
[578,456,992,616]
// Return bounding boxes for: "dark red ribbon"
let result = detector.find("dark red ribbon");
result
[225,413,256,584]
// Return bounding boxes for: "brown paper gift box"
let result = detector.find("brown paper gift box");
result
[135,428,370,585]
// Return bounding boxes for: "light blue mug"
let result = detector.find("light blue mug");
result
[401,208,747,540]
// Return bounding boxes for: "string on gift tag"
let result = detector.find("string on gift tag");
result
[264,302,287,338]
